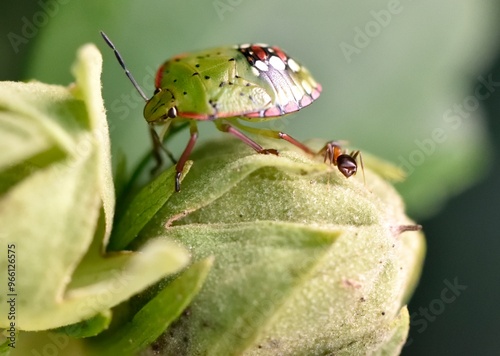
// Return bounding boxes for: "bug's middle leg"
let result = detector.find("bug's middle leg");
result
[175,121,199,192]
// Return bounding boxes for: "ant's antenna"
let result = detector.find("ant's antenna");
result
[352,150,366,185]
[100,31,149,102]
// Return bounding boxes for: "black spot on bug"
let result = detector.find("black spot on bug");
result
[228,58,235,62]
[208,100,218,117]
[192,72,200,76]
[235,75,241,79]
[183,91,187,95]
[239,92,245,96]
[174,58,181,62]
[204,75,211,80]
[245,83,251,87]
[248,95,254,102]
[219,82,225,87]
[173,79,177,83]
[228,82,234,85]
[195,64,200,68]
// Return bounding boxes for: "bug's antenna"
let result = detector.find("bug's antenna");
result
[100,31,149,102]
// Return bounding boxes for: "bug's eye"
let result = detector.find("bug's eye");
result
[167,106,178,118]
[154,88,161,95]
[337,154,357,178]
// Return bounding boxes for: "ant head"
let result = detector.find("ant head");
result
[336,154,358,178]
[322,141,363,180]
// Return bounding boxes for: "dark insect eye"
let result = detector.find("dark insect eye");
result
[154,88,161,95]
[167,106,178,118]
[337,155,357,178]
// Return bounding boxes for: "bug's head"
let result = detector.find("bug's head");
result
[143,88,178,123]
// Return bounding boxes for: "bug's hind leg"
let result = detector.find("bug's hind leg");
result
[226,120,315,155]
[215,120,279,155]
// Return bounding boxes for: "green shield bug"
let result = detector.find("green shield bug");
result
[101,32,360,191]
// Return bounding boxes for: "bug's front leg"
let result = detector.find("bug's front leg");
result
[149,125,164,174]
[149,123,178,174]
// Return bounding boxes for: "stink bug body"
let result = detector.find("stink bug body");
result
[101,32,358,191]
[146,44,321,122]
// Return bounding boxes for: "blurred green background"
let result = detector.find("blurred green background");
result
[1,1,499,354]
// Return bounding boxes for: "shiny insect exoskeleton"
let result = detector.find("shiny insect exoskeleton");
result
[319,141,364,182]
[101,32,360,191]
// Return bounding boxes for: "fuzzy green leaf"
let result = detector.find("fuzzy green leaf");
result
[373,307,410,355]
[87,258,213,355]
[126,138,425,355]
[0,45,190,332]
[52,311,112,339]
[109,161,193,251]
